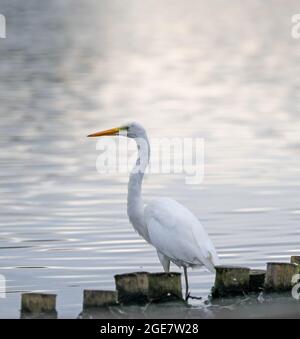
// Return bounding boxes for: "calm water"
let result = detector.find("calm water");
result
[0,0,300,318]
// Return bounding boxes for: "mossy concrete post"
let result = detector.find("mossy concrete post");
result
[249,269,266,292]
[83,290,117,309]
[264,262,299,292]
[115,272,150,305]
[212,266,250,298]
[21,293,57,315]
[291,256,300,265]
[148,273,183,301]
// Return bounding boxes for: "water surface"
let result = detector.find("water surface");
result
[0,0,300,318]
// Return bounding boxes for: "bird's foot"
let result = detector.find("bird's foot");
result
[186,292,202,302]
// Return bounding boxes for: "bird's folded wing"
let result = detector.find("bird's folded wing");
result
[144,199,218,271]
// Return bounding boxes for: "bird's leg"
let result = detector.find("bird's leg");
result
[183,266,189,301]
[183,267,202,302]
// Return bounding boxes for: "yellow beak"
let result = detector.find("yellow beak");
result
[87,127,120,138]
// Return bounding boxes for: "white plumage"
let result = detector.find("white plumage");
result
[88,121,220,300]
[145,198,219,273]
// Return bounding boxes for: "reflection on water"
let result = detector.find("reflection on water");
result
[0,0,300,318]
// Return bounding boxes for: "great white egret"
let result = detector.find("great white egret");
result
[88,122,220,300]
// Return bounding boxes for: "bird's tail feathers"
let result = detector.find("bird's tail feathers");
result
[203,250,220,274]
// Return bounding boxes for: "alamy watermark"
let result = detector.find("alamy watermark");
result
[291,274,300,300]
[95,137,204,185]
[291,14,300,39]
[0,13,6,39]
[0,274,6,298]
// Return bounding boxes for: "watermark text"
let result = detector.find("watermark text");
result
[95,137,204,185]
[0,274,6,298]
[0,13,6,39]
[291,14,300,39]
[291,273,300,300]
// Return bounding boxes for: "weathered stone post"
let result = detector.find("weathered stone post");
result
[115,272,150,304]
[21,293,57,317]
[148,273,182,301]
[83,290,117,309]
[115,272,184,304]
[249,269,266,292]
[211,266,250,298]
[291,256,300,265]
[264,262,299,292]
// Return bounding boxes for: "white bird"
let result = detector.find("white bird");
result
[88,122,220,300]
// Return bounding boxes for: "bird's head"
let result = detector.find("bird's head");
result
[87,121,146,139]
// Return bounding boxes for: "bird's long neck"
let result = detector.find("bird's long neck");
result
[127,134,150,241]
